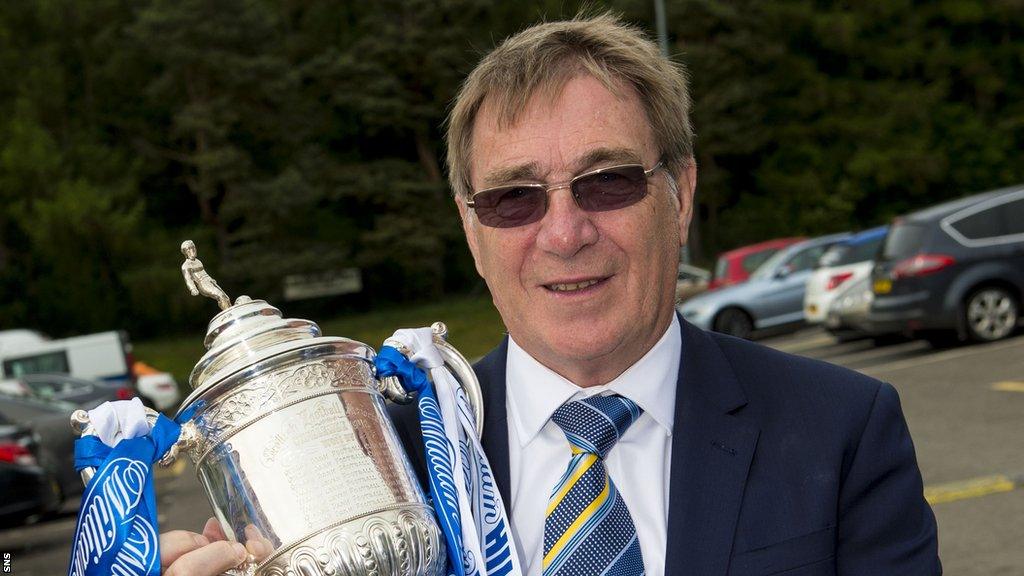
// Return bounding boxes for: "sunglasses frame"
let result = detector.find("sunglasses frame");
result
[466,160,665,228]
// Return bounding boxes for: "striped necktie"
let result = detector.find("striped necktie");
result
[543,394,645,576]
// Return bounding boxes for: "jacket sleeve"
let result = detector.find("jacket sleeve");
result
[836,382,942,575]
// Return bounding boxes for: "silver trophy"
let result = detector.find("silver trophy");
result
[71,241,482,576]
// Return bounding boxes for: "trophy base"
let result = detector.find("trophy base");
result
[256,504,445,576]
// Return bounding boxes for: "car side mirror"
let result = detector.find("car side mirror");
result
[774,264,793,279]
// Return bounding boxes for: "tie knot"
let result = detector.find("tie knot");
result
[550,395,643,458]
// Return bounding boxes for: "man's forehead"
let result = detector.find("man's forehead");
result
[470,76,654,188]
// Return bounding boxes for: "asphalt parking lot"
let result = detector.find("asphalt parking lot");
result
[2,328,1022,575]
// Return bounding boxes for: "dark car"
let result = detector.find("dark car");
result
[0,411,63,525]
[18,372,137,409]
[0,393,82,504]
[868,185,1024,344]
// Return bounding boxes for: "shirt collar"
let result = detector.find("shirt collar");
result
[506,315,681,447]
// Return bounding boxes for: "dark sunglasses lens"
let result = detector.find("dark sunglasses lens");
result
[573,165,649,211]
[473,186,546,228]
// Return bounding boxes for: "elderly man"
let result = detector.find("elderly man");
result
[161,14,940,576]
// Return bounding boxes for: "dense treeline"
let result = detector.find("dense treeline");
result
[1,0,1021,338]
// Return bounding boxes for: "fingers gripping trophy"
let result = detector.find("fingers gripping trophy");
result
[68,241,510,576]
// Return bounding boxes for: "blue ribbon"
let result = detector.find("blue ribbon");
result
[376,346,466,576]
[68,414,182,576]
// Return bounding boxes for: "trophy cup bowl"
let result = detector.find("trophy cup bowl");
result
[71,242,482,576]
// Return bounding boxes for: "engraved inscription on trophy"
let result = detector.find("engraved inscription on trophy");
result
[261,396,393,528]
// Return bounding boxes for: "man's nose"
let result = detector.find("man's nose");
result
[535,186,599,258]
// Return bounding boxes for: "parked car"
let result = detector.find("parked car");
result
[680,232,851,338]
[17,373,138,410]
[867,185,1024,344]
[675,263,711,302]
[133,361,182,411]
[0,393,81,503]
[824,276,875,340]
[706,237,805,291]
[0,412,63,526]
[804,226,888,324]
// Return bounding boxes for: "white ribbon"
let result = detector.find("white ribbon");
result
[387,328,522,576]
[87,397,150,447]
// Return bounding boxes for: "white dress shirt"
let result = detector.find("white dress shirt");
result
[506,315,681,576]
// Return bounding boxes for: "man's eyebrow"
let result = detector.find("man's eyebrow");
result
[575,148,645,172]
[478,148,644,189]
[481,162,543,188]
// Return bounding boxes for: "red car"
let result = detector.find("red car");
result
[707,237,806,291]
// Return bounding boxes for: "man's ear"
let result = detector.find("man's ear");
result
[675,162,697,247]
[457,197,486,278]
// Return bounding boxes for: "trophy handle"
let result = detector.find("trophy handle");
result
[70,408,200,486]
[378,322,485,440]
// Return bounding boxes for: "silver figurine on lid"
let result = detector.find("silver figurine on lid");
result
[72,241,484,576]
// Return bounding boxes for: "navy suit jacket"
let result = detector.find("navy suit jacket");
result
[389,319,941,575]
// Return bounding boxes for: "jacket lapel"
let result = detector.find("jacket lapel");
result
[664,320,760,576]
[474,337,512,508]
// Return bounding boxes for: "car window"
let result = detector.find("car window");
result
[2,351,69,377]
[27,379,62,397]
[949,207,1003,240]
[836,235,885,266]
[817,244,848,268]
[880,223,927,261]
[742,249,780,274]
[787,245,829,273]
[999,198,1024,236]
[751,248,792,280]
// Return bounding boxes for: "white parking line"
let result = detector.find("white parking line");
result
[863,337,1024,376]
[816,339,928,366]
[770,332,836,354]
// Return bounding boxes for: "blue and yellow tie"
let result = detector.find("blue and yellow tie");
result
[543,395,645,576]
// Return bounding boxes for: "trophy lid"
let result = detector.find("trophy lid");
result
[177,241,373,411]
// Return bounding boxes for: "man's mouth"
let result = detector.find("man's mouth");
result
[544,278,606,292]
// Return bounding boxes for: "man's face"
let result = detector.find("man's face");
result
[459,74,696,386]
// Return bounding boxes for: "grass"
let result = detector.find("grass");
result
[132,294,506,393]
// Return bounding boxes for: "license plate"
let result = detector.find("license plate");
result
[873,279,892,294]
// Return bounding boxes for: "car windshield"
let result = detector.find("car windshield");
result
[741,249,780,274]
[880,222,927,261]
[750,246,796,280]
[713,256,729,280]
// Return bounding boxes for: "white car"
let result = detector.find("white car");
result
[804,226,888,324]
[135,370,181,411]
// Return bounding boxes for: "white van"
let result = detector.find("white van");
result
[0,330,134,386]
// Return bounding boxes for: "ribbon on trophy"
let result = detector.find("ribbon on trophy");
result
[376,328,522,576]
[67,398,196,576]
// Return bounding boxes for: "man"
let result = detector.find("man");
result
[161,14,940,575]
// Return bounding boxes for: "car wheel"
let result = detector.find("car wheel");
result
[714,308,753,339]
[964,287,1019,342]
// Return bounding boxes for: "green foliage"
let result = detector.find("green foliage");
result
[1,0,1022,337]
[134,294,505,388]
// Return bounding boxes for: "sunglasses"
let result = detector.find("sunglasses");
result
[466,161,664,228]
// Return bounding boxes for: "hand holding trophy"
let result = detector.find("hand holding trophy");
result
[67,241,512,576]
